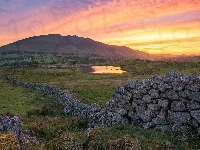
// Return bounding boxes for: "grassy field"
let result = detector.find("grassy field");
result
[1,60,200,149]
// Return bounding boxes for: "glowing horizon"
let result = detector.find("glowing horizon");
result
[0,0,200,55]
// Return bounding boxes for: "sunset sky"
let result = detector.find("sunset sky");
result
[0,0,200,55]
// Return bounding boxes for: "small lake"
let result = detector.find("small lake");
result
[79,66,126,74]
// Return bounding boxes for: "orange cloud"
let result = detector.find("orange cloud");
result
[0,0,200,55]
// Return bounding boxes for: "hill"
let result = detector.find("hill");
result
[0,34,149,60]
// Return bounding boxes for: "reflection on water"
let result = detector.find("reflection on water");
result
[79,66,126,74]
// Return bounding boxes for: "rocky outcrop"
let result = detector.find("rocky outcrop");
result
[7,71,200,136]
[0,116,37,144]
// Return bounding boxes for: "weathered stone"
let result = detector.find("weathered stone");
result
[197,128,200,135]
[171,101,187,111]
[166,141,173,148]
[156,125,171,132]
[189,92,200,102]
[185,84,199,92]
[172,124,193,133]
[133,99,145,105]
[164,83,172,89]
[142,95,152,103]
[148,104,161,111]
[152,99,158,104]
[190,110,200,123]
[143,122,155,129]
[187,101,200,110]
[149,89,159,99]
[137,109,155,122]
[158,84,166,92]
[179,90,191,98]
[118,109,127,116]
[163,90,179,100]
[168,111,191,124]
[153,84,158,89]
[136,105,147,113]
[152,110,168,125]
[133,93,142,99]
[158,99,169,109]
[172,82,186,91]
[179,97,189,103]
[191,119,199,127]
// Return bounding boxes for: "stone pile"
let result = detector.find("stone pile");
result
[7,71,200,136]
[0,116,22,140]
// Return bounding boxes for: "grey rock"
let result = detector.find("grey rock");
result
[137,109,156,122]
[197,128,200,135]
[143,122,155,129]
[158,99,169,109]
[149,89,159,99]
[168,111,191,124]
[156,125,171,132]
[191,119,199,127]
[172,124,193,133]
[179,90,191,98]
[118,109,127,116]
[135,105,146,113]
[148,104,161,111]
[187,101,200,110]
[166,141,173,148]
[190,110,200,123]
[152,110,168,125]
[171,101,187,111]
[158,84,166,92]
[185,84,199,92]
[153,84,158,89]
[172,82,185,91]
[164,90,179,100]
[189,92,200,102]
[142,95,152,103]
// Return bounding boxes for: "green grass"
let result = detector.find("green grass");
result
[1,60,200,149]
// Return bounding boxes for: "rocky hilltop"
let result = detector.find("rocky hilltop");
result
[7,71,200,136]
[0,34,149,60]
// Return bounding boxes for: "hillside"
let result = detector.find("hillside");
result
[0,34,149,60]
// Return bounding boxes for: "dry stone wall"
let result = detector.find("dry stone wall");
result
[7,71,200,136]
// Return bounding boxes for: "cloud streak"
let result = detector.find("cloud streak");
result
[0,0,200,54]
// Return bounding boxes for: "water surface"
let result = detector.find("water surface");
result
[79,66,126,74]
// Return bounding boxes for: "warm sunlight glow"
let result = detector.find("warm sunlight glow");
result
[0,0,200,55]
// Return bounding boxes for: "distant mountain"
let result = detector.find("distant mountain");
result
[0,34,149,60]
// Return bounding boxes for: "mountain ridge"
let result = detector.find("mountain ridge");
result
[0,34,149,60]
